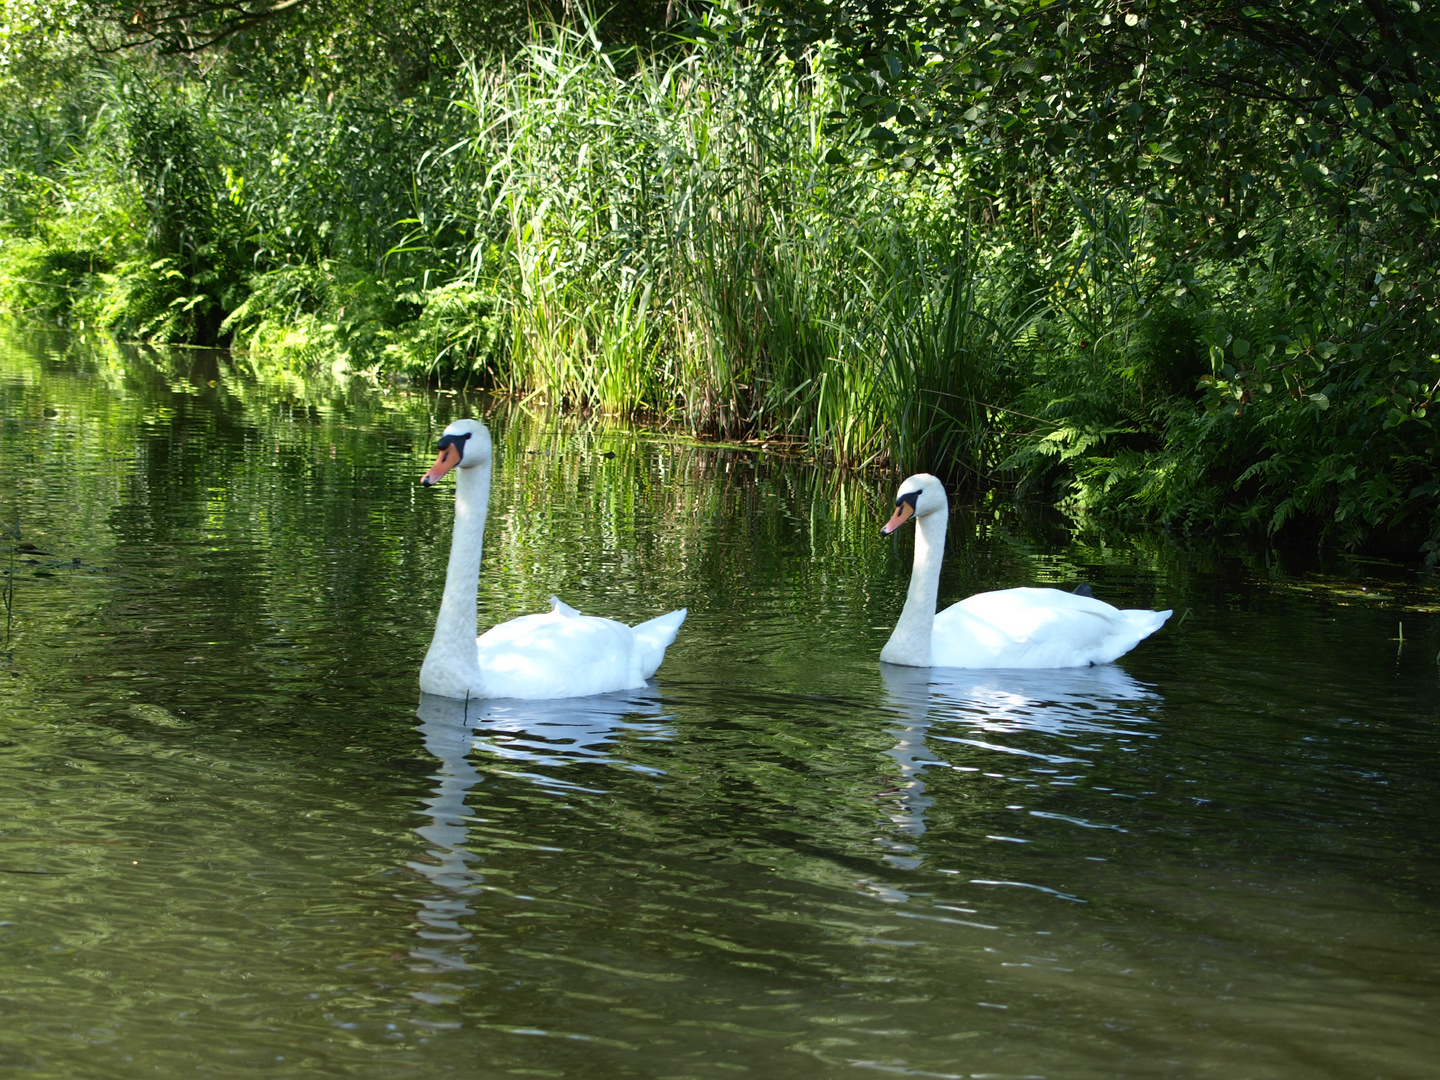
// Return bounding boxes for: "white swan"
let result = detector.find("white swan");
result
[418,419,686,700]
[879,474,1170,668]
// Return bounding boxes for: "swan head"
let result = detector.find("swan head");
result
[421,419,492,486]
[881,473,946,535]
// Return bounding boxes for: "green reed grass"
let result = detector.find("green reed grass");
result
[448,20,1022,476]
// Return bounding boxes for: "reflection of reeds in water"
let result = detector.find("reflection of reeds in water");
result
[477,402,898,622]
[4,332,895,651]
[4,509,16,647]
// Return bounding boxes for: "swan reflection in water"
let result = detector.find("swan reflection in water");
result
[877,663,1162,865]
[408,689,673,974]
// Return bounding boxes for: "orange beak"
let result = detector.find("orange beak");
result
[421,443,462,486]
[881,501,915,536]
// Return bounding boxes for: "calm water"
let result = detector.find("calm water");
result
[2,330,1438,1079]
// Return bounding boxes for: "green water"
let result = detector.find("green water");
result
[1,331,1438,1079]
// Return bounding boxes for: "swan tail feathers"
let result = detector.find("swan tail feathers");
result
[1107,609,1171,660]
[1082,608,1171,665]
[549,596,583,618]
[1127,608,1172,638]
[632,608,687,679]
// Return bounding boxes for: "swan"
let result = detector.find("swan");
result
[418,418,686,700]
[879,474,1170,668]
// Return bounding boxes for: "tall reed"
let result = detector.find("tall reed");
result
[453,20,1021,477]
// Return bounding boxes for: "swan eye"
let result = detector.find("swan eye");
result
[895,490,920,511]
[436,432,472,458]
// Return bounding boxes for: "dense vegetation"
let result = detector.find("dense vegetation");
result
[2,1,1438,559]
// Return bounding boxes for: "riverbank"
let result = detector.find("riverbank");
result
[3,19,1437,560]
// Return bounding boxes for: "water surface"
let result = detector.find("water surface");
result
[1,330,1438,1078]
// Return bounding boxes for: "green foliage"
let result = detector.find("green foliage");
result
[5,6,1440,558]
[993,190,1440,557]
[5,0,678,97]
[729,0,1440,556]
[0,73,136,327]
[453,22,1031,478]
[0,0,89,90]
[742,2,1440,193]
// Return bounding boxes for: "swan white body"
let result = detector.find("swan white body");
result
[419,419,686,700]
[880,474,1170,669]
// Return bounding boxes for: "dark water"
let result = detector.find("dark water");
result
[2,330,1438,1079]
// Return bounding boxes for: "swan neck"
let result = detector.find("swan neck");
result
[881,506,946,666]
[422,462,490,695]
